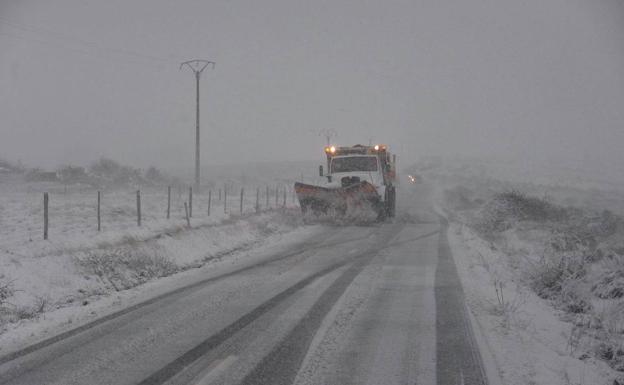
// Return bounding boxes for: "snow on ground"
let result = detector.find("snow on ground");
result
[448,222,615,385]
[416,156,624,384]
[0,175,296,256]
[0,210,319,356]
[0,176,308,355]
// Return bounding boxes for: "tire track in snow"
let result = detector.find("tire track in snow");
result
[0,228,372,367]
[435,217,488,385]
[239,223,407,385]
[136,258,352,385]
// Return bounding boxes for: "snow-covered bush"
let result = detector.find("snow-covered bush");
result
[89,158,145,188]
[527,253,592,314]
[473,191,569,236]
[78,248,177,292]
[594,301,624,372]
[57,165,90,185]
[593,271,624,300]
[0,278,13,307]
[593,254,624,299]
[0,158,23,174]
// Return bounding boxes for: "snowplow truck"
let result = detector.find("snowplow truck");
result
[295,144,397,221]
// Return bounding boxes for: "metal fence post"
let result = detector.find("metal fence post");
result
[208,190,211,216]
[256,187,260,213]
[167,186,171,219]
[184,202,190,227]
[43,192,48,240]
[97,191,101,231]
[224,185,227,213]
[136,190,141,226]
[189,186,193,218]
[240,187,244,214]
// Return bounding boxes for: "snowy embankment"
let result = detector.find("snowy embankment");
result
[0,179,307,355]
[418,158,624,385]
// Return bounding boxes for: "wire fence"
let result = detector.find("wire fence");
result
[0,182,299,246]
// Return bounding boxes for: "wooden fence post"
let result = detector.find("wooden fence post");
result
[208,190,211,216]
[283,189,286,207]
[184,202,190,227]
[219,188,222,201]
[266,185,269,208]
[43,192,48,240]
[136,190,141,226]
[224,186,227,213]
[97,191,101,231]
[240,187,244,214]
[255,187,260,213]
[189,186,193,218]
[275,186,279,207]
[167,186,171,219]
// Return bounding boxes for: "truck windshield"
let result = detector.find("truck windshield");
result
[331,156,378,173]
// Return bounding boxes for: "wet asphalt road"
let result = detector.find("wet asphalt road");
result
[0,185,488,385]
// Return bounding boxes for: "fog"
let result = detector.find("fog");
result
[1,0,624,176]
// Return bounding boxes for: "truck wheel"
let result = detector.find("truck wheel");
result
[385,186,396,218]
[376,203,387,222]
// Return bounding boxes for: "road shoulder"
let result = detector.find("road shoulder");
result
[447,221,614,385]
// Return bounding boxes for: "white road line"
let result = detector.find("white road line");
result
[193,355,238,385]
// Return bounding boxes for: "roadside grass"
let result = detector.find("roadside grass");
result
[0,279,51,328]
[0,278,15,328]
[77,248,178,292]
[444,187,624,373]
[0,278,13,306]
[491,277,527,330]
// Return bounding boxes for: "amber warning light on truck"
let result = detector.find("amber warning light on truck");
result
[325,144,387,155]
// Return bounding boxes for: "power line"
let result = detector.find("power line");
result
[0,16,177,64]
[0,30,167,70]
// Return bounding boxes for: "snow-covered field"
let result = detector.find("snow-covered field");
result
[0,174,296,252]
[416,157,624,384]
[0,175,303,350]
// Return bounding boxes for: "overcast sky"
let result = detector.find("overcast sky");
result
[1,0,624,173]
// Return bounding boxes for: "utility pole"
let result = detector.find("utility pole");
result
[319,128,337,146]
[180,59,215,190]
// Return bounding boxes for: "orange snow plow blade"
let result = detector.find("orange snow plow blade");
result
[294,181,382,221]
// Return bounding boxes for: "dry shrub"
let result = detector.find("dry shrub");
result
[591,209,620,238]
[0,278,13,306]
[593,270,624,299]
[78,248,177,291]
[473,190,568,236]
[527,253,592,314]
[595,341,624,372]
[594,302,624,372]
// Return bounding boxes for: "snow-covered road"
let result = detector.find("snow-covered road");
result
[0,185,489,385]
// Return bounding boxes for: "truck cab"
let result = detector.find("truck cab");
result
[321,144,396,218]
